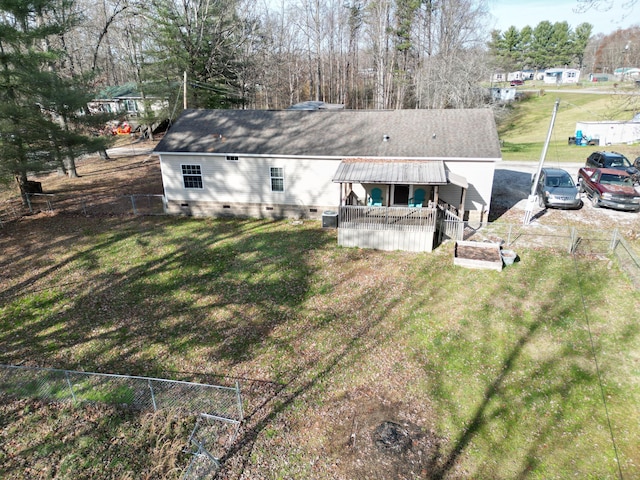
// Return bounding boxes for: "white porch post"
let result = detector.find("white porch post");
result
[459,188,467,218]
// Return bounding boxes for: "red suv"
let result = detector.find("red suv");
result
[510,79,524,86]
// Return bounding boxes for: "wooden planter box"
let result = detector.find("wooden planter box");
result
[454,241,503,271]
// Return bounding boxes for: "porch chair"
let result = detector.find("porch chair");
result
[368,188,383,206]
[408,188,426,207]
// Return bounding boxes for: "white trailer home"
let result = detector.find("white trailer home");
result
[575,119,640,146]
[543,68,581,85]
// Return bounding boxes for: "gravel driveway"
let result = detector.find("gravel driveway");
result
[492,161,640,235]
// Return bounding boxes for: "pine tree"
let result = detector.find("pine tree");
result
[144,0,245,110]
[0,0,108,196]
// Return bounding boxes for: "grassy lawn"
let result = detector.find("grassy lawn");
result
[1,214,639,478]
[498,86,640,162]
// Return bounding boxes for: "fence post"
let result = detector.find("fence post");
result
[26,193,33,213]
[569,227,576,253]
[235,381,244,422]
[148,379,157,411]
[81,199,87,216]
[507,224,513,246]
[130,195,138,215]
[65,371,77,403]
[609,228,618,252]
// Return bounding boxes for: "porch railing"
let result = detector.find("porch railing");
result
[338,205,437,232]
[439,208,464,242]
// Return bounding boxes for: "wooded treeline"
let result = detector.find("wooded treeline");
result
[3,0,635,116]
[0,0,497,190]
[30,0,495,111]
[488,22,594,71]
[489,21,640,76]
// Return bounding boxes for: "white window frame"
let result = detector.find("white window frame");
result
[123,99,138,112]
[226,155,239,162]
[181,164,203,189]
[270,167,284,192]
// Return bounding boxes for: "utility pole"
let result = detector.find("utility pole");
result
[523,98,560,225]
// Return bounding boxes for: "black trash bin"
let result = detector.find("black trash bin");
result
[322,210,338,228]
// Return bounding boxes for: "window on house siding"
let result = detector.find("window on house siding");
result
[270,167,284,192]
[226,155,239,161]
[123,99,137,112]
[182,164,203,189]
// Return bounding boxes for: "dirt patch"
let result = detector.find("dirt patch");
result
[455,244,502,262]
[317,388,448,480]
[0,140,161,203]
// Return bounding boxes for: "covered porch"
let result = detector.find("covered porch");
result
[332,158,467,252]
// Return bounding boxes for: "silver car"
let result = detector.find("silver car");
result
[534,168,582,209]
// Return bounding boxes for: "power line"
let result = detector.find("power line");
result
[572,253,624,480]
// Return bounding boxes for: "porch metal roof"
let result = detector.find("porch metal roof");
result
[332,158,448,184]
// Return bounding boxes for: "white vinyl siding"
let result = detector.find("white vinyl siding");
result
[439,160,496,214]
[159,154,498,217]
[161,154,342,206]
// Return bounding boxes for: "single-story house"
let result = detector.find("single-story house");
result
[88,84,168,128]
[489,87,517,103]
[543,68,580,85]
[491,72,506,83]
[614,67,640,79]
[287,101,344,110]
[154,109,501,252]
[507,71,526,82]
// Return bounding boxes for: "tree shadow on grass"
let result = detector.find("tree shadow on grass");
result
[417,254,638,479]
[1,216,331,376]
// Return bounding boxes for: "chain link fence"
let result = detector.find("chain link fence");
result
[614,235,640,287]
[0,364,243,478]
[1,193,166,225]
[0,197,24,225]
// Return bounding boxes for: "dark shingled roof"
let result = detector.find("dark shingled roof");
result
[154,108,501,159]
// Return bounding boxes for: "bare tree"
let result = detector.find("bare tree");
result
[414,0,491,109]
[252,2,306,108]
[574,0,638,19]
[365,0,393,109]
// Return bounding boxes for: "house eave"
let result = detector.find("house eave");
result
[154,150,501,163]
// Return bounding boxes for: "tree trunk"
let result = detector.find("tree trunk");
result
[66,154,79,178]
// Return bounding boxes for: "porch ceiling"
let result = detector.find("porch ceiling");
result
[332,158,447,184]
[447,170,468,189]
